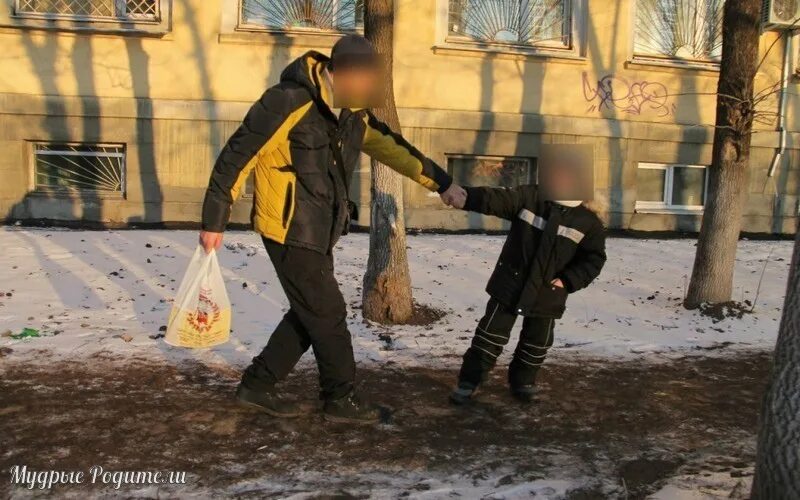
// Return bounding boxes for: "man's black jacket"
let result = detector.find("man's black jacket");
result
[201,51,452,254]
[463,185,607,318]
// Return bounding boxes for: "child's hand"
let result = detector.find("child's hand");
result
[550,278,564,289]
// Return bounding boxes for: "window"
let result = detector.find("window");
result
[634,0,724,63]
[793,30,800,79]
[33,143,125,194]
[447,0,571,49]
[239,0,364,33]
[635,162,707,211]
[447,155,533,188]
[15,0,159,22]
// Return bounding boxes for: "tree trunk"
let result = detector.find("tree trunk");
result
[751,222,800,498]
[361,0,413,323]
[685,0,761,308]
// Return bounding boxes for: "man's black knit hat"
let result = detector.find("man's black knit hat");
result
[329,34,379,71]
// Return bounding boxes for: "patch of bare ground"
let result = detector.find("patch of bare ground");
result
[0,351,770,498]
[696,300,753,322]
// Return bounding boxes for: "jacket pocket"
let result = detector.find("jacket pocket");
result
[282,181,295,228]
[535,284,568,318]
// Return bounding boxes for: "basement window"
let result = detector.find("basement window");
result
[447,155,533,188]
[635,162,707,213]
[33,143,126,194]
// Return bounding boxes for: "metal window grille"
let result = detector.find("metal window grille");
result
[448,155,533,189]
[15,0,158,21]
[447,0,570,47]
[240,0,364,32]
[634,0,724,61]
[33,144,126,193]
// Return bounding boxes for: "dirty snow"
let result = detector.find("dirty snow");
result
[0,227,791,499]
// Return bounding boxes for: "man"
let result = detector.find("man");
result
[199,35,466,423]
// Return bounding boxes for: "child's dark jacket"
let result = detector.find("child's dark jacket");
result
[463,185,607,319]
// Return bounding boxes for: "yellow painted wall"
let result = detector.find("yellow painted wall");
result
[0,0,790,129]
[0,0,796,233]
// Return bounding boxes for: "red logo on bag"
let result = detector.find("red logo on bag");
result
[187,287,221,333]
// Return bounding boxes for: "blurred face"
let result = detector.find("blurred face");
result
[330,66,382,108]
[547,164,577,196]
[537,146,594,201]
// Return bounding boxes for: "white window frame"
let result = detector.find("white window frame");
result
[434,0,585,59]
[635,162,708,213]
[236,0,364,35]
[2,0,171,35]
[29,142,127,198]
[629,0,724,70]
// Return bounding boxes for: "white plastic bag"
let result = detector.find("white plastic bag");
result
[165,245,231,348]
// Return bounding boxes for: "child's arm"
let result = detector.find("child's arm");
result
[462,185,533,221]
[558,219,607,293]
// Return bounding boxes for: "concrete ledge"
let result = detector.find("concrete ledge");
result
[218,30,345,48]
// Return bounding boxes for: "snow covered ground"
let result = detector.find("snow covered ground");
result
[0,227,790,499]
[0,227,791,367]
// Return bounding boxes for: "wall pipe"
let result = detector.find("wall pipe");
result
[768,30,793,178]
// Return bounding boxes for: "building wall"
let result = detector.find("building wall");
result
[0,0,797,234]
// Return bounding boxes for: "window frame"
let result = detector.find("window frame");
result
[13,0,161,24]
[629,0,724,70]
[635,162,708,213]
[29,141,127,198]
[446,153,534,189]
[1,0,171,36]
[434,0,585,59]
[235,0,364,36]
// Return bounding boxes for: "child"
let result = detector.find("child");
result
[449,157,606,404]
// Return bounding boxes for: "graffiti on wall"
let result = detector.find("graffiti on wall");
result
[582,72,675,117]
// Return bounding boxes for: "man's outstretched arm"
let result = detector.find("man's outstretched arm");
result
[200,88,311,251]
[360,111,463,204]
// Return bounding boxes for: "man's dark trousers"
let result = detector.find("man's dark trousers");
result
[241,237,355,400]
[459,298,555,388]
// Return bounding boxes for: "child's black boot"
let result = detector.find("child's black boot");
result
[510,384,536,404]
[449,381,478,405]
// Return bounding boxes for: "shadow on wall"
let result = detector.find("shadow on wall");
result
[8,30,103,223]
[584,0,626,230]
[459,48,545,233]
[466,52,500,232]
[124,37,163,225]
[6,1,232,227]
[8,29,164,225]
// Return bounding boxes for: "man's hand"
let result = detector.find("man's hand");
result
[551,278,564,289]
[199,231,224,254]
[441,184,467,209]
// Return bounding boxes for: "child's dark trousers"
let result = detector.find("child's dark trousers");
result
[459,298,555,389]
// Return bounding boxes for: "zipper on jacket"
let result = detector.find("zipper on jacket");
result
[282,181,294,228]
